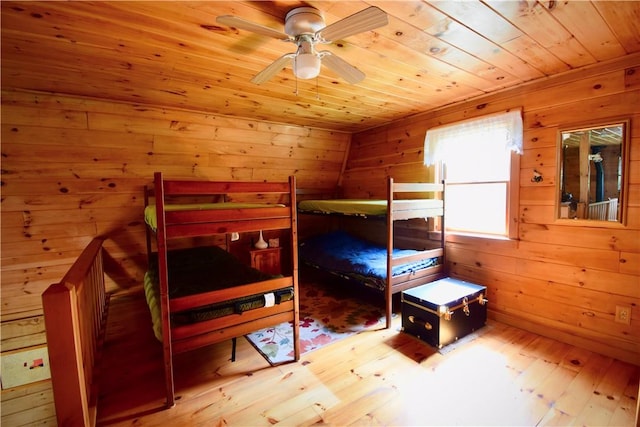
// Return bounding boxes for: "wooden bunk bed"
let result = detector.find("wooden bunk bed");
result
[144,172,300,408]
[297,177,446,329]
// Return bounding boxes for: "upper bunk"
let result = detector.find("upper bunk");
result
[143,172,300,327]
[146,172,297,241]
[297,178,444,221]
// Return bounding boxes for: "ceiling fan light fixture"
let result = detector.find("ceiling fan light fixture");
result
[293,53,321,79]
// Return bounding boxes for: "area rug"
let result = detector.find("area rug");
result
[245,283,385,365]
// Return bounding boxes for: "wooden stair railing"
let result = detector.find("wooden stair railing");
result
[42,237,109,427]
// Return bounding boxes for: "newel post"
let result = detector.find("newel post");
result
[42,283,91,427]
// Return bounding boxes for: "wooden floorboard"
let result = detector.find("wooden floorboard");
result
[96,283,639,427]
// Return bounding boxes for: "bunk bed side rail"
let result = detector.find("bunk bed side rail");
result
[162,179,291,196]
[166,218,292,239]
[392,182,444,193]
[164,206,291,224]
[169,276,294,312]
[42,237,108,427]
[391,247,445,267]
[393,208,444,221]
[172,305,295,353]
[391,183,444,220]
[390,269,445,293]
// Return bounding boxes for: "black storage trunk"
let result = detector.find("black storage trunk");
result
[401,277,488,349]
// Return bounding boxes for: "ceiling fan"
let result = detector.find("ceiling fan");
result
[216,6,388,85]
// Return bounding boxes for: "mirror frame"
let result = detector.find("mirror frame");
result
[555,118,630,226]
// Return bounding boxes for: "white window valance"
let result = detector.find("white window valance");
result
[424,109,523,166]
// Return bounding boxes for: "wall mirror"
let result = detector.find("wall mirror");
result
[557,119,629,223]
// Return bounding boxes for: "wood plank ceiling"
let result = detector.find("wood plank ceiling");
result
[2,1,639,132]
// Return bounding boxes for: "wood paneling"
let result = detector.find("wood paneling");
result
[343,55,640,366]
[2,1,639,132]
[0,89,348,424]
[0,89,348,318]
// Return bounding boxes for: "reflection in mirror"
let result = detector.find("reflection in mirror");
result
[558,120,628,222]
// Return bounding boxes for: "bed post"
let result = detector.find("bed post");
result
[385,177,394,329]
[289,175,301,360]
[440,179,446,274]
[154,171,176,408]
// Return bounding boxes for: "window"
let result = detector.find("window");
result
[424,110,523,238]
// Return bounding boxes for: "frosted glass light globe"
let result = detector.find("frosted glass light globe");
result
[294,53,321,79]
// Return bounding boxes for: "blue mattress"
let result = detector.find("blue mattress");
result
[299,231,439,291]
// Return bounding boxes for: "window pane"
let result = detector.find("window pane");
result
[445,130,512,183]
[447,183,507,235]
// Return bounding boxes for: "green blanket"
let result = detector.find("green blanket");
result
[298,199,387,216]
[144,203,284,231]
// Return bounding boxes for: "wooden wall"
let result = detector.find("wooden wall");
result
[1,54,638,427]
[344,55,640,366]
[0,90,350,425]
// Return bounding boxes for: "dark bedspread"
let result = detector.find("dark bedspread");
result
[147,245,274,299]
[144,246,292,340]
[299,231,438,291]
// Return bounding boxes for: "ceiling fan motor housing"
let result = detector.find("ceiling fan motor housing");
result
[284,7,325,36]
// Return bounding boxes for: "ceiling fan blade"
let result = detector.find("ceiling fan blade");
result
[251,53,295,85]
[317,6,388,42]
[216,15,291,41]
[319,51,365,84]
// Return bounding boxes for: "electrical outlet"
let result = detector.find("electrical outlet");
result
[615,305,631,325]
[0,345,51,389]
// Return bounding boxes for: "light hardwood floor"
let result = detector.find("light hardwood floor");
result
[96,283,639,426]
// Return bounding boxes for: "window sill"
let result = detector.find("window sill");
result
[445,230,518,247]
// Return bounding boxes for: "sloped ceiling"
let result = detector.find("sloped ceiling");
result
[2,1,639,132]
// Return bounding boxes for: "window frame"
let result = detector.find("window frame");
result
[426,111,522,240]
[434,152,519,240]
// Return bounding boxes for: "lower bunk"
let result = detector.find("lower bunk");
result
[299,230,441,293]
[144,245,295,357]
[299,229,445,324]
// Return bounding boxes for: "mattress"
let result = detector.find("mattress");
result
[299,231,439,292]
[298,199,387,216]
[297,198,443,216]
[144,245,292,341]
